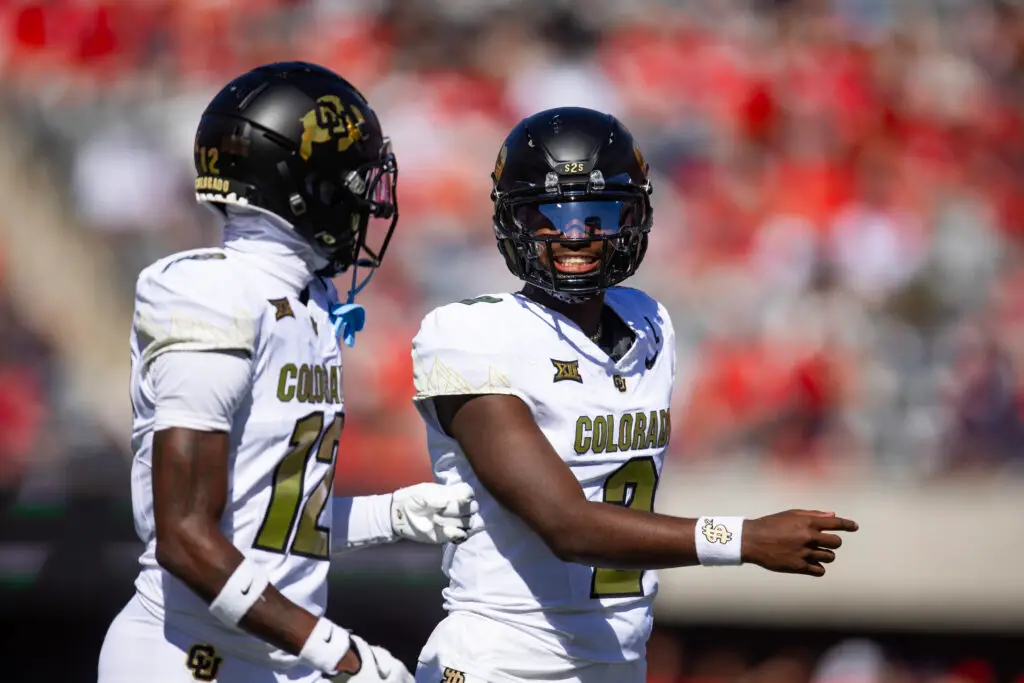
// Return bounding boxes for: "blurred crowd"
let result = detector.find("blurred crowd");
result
[1,1,1023,677]
[2,0,1024,493]
[0,272,49,487]
[647,629,1024,683]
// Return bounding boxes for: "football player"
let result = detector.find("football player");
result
[410,107,859,683]
[98,63,480,683]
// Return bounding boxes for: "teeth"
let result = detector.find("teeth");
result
[557,256,596,265]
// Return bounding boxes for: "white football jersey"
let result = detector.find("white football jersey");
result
[129,247,345,668]
[412,287,675,664]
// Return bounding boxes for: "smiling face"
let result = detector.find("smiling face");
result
[515,198,639,279]
[534,227,605,275]
[490,108,655,299]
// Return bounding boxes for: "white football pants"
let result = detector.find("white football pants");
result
[98,594,323,683]
[415,612,645,683]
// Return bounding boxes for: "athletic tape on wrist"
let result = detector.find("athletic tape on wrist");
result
[695,516,744,566]
[376,493,398,542]
[299,617,353,675]
[209,557,271,626]
[342,494,397,549]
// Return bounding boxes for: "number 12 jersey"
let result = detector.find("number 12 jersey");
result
[128,248,345,668]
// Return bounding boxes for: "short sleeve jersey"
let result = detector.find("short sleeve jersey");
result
[411,288,676,664]
[129,248,346,668]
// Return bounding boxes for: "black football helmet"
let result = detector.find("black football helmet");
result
[491,107,653,299]
[193,61,398,277]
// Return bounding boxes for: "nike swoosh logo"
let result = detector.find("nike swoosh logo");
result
[643,316,661,369]
[325,627,333,643]
[240,578,254,596]
[644,316,661,345]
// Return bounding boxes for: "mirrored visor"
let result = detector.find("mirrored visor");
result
[512,199,642,239]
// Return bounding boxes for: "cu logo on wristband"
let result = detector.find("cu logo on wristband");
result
[701,518,734,544]
[186,643,223,681]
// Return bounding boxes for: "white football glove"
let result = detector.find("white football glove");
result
[391,482,482,545]
[329,635,413,683]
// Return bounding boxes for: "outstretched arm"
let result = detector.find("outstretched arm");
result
[435,393,857,576]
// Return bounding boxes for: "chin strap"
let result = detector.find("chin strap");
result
[329,302,365,348]
[544,287,598,304]
[327,263,375,348]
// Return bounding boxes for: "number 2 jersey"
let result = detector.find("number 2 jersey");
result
[128,247,345,668]
[411,287,675,664]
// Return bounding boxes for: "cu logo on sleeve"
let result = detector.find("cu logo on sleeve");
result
[185,643,223,681]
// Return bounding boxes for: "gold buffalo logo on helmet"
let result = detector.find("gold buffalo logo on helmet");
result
[299,95,366,161]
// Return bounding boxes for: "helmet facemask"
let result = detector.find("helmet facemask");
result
[296,137,399,278]
[494,170,651,300]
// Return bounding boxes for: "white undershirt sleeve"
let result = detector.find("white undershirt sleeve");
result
[331,495,395,551]
[150,350,252,432]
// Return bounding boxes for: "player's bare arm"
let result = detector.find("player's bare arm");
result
[152,427,362,673]
[435,394,857,577]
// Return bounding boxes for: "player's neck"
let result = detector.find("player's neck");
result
[522,285,605,338]
[221,207,326,293]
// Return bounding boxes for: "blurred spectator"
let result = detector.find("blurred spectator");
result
[0,289,48,486]
[2,0,1024,487]
[3,0,1024,504]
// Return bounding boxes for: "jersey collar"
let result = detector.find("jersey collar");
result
[221,207,324,294]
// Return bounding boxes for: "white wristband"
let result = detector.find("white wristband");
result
[209,557,271,626]
[695,516,744,566]
[298,617,353,675]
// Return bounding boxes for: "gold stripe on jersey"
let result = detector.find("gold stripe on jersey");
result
[276,363,342,404]
[573,409,670,455]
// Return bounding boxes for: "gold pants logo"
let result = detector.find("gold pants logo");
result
[186,643,223,681]
[441,667,466,683]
